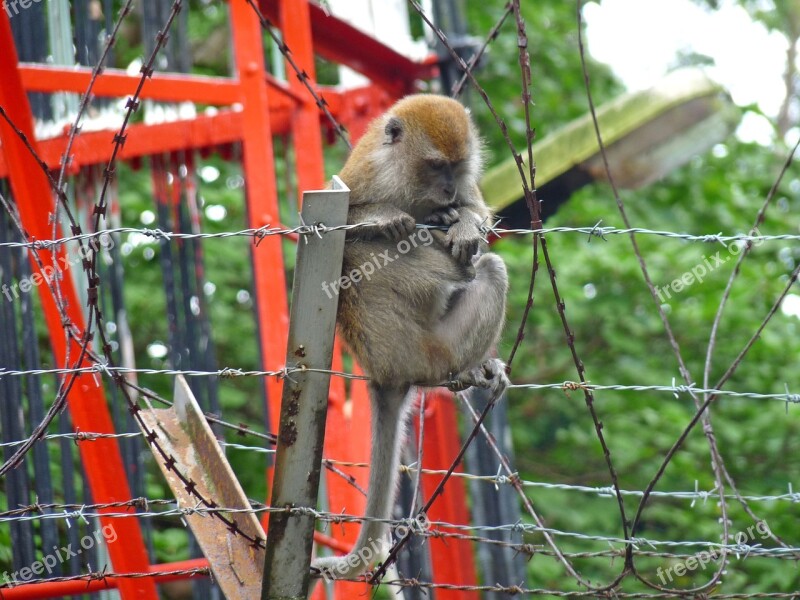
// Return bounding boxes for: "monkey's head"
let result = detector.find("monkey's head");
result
[347,95,483,214]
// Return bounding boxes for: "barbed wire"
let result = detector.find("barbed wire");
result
[2,433,797,505]
[0,567,211,590]
[0,222,370,249]
[1,494,797,564]
[3,502,797,560]
[1,0,798,596]
[1,222,798,250]
[1,363,795,406]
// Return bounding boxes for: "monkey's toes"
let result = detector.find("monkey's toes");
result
[481,358,510,396]
[451,237,480,264]
[448,359,508,395]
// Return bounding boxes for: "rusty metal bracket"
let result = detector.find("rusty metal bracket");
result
[139,375,266,599]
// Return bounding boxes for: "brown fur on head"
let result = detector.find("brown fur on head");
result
[339,94,483,219]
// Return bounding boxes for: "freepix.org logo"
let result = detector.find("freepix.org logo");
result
[3,0,44,20]
[1,233,115,304]
[656,227,764,302]
[1,523,118,586]
[321,228,434,299]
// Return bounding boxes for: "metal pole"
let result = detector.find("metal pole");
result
[262,178,349,600]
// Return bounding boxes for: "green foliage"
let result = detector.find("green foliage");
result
[463,1,623,159]
[497,116,800,592]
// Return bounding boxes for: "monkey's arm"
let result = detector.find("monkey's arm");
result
[347,203,416,241]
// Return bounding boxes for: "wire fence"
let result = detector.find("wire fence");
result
[0,0,798,597]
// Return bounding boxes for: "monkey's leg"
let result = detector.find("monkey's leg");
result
[311,384,412,580]
[434,252,508,369]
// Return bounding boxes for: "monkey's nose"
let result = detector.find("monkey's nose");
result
[443,185,454,197]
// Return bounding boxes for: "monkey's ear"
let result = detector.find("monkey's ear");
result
[384,117,404,145]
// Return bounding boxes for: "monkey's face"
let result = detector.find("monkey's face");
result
[422,157,462,206]
[396,149,476,217]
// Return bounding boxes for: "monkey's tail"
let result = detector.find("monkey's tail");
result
[311,384,411,580]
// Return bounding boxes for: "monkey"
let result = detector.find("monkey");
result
[311,94,509,581]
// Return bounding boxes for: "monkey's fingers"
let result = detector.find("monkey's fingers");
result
[382,214,416,240]
[424,206,460,226]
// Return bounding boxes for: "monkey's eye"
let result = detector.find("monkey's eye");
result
[427,160,448,172]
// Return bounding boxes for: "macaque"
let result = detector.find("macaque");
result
[312,95,508,580]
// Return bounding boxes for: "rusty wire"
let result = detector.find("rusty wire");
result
[0,567,211,590]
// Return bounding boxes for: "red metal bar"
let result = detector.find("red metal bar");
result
[0,110,255,177]
[259,0,438,96]
[321,85,396,142]
[419,390,479,599]
[317,350,372,600]
[280,0,325,199]
[18,65,240,104]
[18,64,300,107]
[229,0,289,499]
[0,13,157,600]
[0,558,210,599]
[0,85,400,178]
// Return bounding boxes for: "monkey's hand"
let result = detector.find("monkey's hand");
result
[448,358,510,399]
[424,206,460,227]
[349,205,415,241]
[445,218,484,265]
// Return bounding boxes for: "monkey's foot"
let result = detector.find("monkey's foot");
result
[311,554,371,581]
[448,358,510,398]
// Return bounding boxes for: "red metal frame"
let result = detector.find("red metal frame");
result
[259,0,438,97]
[0,559,209,599]
[0,1,481,598]
[0,13,157,600]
